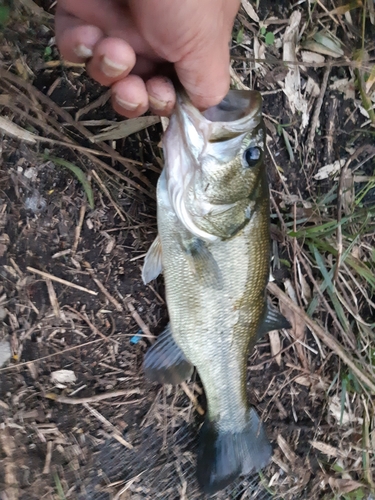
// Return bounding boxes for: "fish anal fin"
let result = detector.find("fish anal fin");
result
[197,408,272,494]
[257,304,292,339]
[142,235,162,284]
[143,323,194,385]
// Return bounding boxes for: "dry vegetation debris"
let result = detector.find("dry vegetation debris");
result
[0,0,374,499]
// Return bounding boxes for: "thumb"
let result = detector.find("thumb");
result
[174,35,231,111]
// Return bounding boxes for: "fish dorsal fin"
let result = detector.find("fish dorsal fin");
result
[142,235,162,284]
[257,304,291,339]
[184,238,223,290]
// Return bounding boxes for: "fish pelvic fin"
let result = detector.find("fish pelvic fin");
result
[142,235,162,284]
[257,304,292,339]
[197,408,272,494]
[143,323,194,385]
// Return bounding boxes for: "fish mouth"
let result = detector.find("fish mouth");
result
[202,90,262,123]
[178,89,262,124]
[177,89,262,142]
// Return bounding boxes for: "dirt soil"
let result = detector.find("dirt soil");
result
[0,1,374,500]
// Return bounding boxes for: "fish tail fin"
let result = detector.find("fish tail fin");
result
[197,408,272,494]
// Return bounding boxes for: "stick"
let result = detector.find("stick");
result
[180,382,205,416]
[27,267,97,295]
[46,278,61,318]
[126,300,155,343]
[42,441,53,475]
[84,262,123,312]
[83,403,133,449]
[72,204,86,254]
[45,388,143,405]
[91,169,126,222]
[306,65,331,156]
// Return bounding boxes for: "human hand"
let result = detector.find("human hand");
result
[55,0,240,118]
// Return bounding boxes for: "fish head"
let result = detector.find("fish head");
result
[163,89,266,241]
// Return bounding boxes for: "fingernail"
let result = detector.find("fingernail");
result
[114,95,139,111]
[74,44,93,59]
[148,95,168,111]
[101,56,128,78]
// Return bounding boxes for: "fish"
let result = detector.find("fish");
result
[142,89,290,494]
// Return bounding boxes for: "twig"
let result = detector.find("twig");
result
[46,388,143,405]
[83,261,123,312]
[45,278,61,319]
[91,169,126,222]
[72,204,86,254]
[126,300,155,343]
[9,257,23,278]
[27,267,98,295]
[42,441,53,475]
[180,382,205,416]
[325,95,338,163]
[306,65,331,157]
[267,282,375,393]
[75,89,111,121]
[82,402,133,449]
[64,306,113,342]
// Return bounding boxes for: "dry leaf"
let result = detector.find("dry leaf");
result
[341,168,354,215]
[0,117,37,144]
[282,279,307,367]
[90,116,160,142]
[301,50,325,64]
[283,11,309,127]
[253,37,266,74]
[305,76,320,97]
[241,0,259,22]
[294,375,311,387]
[310,440,343,458]
[277,435,298,464]
[297,261,311,304]
[105,238,116,254]
[329,78,356,100]
[269,330,281,365]
[328,478,364,494]
[328,395,363,425]
[314,159,346,180]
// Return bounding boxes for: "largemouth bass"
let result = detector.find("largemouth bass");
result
[142,89,290,494]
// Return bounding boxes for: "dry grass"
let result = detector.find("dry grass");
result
[0,0,374,499]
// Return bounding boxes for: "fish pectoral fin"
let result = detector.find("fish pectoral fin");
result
[257,304,292,338]
[142,234,162,284]
[143,323,194,385]
[197,408,272,494]
[184,238,222,290]
[206,202,236,216]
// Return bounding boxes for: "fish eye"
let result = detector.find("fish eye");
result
[244,146,262,167]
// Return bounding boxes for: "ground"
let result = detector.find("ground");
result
[0,1,374,499]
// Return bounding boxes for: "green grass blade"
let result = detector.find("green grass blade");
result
[53,472,67,500]
[311,245,349,331]
[47,156,95,209]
